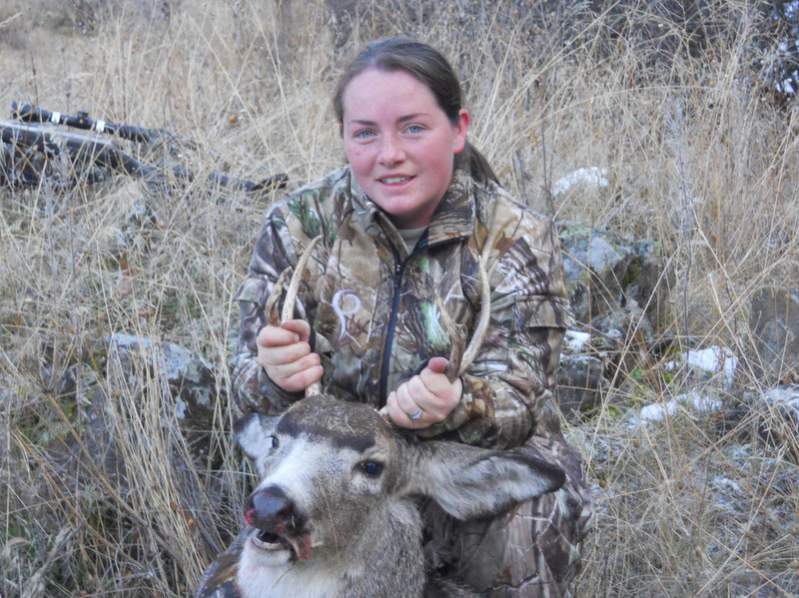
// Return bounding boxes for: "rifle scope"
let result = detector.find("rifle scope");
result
[11,101,165,144]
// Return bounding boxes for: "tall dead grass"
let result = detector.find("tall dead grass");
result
[1,1,797,596]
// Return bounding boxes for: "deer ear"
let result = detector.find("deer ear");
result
[234,413,278,461]
[409,442,566,520]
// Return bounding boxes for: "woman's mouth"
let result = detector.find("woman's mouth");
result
[378,175,414,186]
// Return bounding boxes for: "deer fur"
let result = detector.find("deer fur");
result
[197,395,565,598]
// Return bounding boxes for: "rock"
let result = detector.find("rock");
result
[43,363,127,491]
[556,353,608,416]
[589,305,655,373]
[761,385,799,420]
[102,334,219,451]
[705,442,799,595]
[563,329,591,353]
[716,385,799,464]
[552,167,609,197]
[754,385,799,463]
[665,346,738,390]
[29,351,229,569]
[627,390,723,428]
[45,333,225,477]
[555,307,654,420]
[747,287,799,386]
[558,223,672,330]
[36,334,221,472]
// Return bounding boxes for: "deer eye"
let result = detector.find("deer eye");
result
[269,435,279,450]
[358,460,384,478]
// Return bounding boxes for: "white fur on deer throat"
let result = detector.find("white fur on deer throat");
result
[238,548,344,598]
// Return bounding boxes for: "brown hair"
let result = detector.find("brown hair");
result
[333,37,499,186]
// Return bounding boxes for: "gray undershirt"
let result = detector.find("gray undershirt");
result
[398,226,426,253]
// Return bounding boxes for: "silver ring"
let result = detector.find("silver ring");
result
[408,408,424,422]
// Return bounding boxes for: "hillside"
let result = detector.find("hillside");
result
[1,1,798,596]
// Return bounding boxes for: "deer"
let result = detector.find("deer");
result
[196,235,567,597]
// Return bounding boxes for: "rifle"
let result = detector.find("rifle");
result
[12,101,172,145]
[1,102,288,195]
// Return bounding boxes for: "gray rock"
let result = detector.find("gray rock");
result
[102,334,219,450]
[665,346,738,390]
[719,385,799,464]
[589,305,655,373]
[761,385,799,420]
[748,287,799,386]
[558,223,672,330]
[756,385,799,463]
[105,334,215,406]
[43,363,127,491]
[555,305,655,420]
[30,353,229,570]
[555,306,655,420]
[556,353,608,416]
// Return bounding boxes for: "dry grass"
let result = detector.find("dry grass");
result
[1,1,798,596]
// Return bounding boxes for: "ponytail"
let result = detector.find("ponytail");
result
[456,140,499,186]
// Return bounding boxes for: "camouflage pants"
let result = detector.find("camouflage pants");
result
[423,435,591,597]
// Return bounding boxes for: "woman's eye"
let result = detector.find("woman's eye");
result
[358,460,384,478]
[405,124,424,134]
[354,128,376,140]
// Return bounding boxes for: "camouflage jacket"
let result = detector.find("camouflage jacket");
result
[231,166,573,449]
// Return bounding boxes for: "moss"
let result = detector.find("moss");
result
[629,367,645,383]
[622,259,642,287]
[558,223,593,241]
[159,291,203,329]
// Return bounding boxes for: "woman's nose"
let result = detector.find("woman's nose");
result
[378,135,405,165]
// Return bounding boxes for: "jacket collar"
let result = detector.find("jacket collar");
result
[348,167,476,248]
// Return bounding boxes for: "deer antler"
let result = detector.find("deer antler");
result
[274,229,494,400]
[437,236,493,382]
[378,236,493,423]
[280,235,322,324]
[456,255,492,376]
[268,235,323,397]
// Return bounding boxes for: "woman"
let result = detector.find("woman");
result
[230,37,590,597]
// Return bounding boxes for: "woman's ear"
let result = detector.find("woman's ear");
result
[452,108,470,154]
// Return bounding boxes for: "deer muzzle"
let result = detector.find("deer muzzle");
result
[244,485,313,560]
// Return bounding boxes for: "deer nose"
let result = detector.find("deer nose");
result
[245,485,294,529]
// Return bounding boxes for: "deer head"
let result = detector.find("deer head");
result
[234,395,565,569]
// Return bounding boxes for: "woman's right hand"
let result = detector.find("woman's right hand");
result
[256,319,324,393]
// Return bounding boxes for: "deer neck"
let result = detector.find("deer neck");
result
[334,499,427,597]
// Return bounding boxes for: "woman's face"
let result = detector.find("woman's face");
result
[341,68,469,229]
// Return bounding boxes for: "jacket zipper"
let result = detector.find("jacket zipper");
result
[378,231,455,404]
[379,244,405,404]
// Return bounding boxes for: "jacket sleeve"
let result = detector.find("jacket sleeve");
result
[418,215,573,449]
[230,197,321,415]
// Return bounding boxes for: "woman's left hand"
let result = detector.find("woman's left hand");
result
[385,356,463,429]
